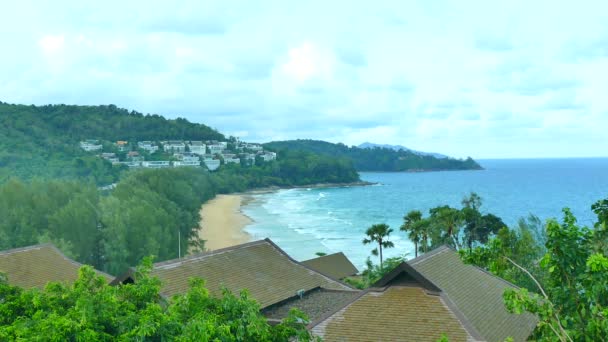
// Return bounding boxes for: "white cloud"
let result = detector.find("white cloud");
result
[1,0,608,158]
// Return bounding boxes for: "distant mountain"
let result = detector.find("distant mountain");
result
[358,142,449,159]
[264,139,482,172]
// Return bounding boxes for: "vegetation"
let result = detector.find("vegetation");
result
[362,223,395,270]
[400,193,506,254]
[264,139,482,172]
[0,259,315,341]
[0,102,223,184]
[0,102,359,187]
[461,200,608,341]
[344,255,407,290]
[357,194,608,340]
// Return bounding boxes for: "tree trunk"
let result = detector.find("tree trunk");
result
[414,241,418,258]
[379,243,383,270]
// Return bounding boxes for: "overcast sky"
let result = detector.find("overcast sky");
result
[1,1,607,158]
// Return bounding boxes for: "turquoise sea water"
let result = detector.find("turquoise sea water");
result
[242,158,608,269]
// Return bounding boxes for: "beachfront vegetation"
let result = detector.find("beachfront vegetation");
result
[460,199,608,341]
[400,192,506,254]
[0,258,314,341]
[0,102,359,275]
[362,223,395,270]
[354,193,608,340]
[264,139,482,172]
[0,160,359,277]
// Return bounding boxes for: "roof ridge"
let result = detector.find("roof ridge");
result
[152,239,268,268]
[409,245,521,290]
[301,251,344,263]
[263,239,355,290]
[0,243,113,280]
[0,243,54,256]
[439,292,485,341]
[406,245,452,265]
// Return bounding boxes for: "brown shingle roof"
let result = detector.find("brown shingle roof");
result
[263,288,360,322]
[0,244,113,289]
[310,286,476,342]
[117,239,353,308]
[408,246,538,342]
[301,252,359,280]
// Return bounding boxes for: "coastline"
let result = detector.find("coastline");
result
[235,180,376,195]
[197,194,253,251]
[196,181,372,252]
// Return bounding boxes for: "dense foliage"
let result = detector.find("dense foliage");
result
[0,156,359,276]
[0,259,314,341]
[214,149,359,190]
[0,169,215,275]
[400,193,506,254]
[461,199,608,340]
[0,102,225,184]
[264,139,482,172]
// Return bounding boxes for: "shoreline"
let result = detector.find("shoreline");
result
[197,194,253,251]
[196,181,373,252]
[235,180,376,195]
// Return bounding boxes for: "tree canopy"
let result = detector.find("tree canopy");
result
[0,258,314,341]
[264,139,482,172]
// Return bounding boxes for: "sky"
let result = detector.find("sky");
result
[1,0,607,159]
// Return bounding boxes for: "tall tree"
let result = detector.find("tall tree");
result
[429,206,464,250]
[401,210,423,258]
[362,223,395,270]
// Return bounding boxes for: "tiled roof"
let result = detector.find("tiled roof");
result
[119,239,353,308]
[301,252,359,280]
[408,246,538,342]
[263,288,360,322]
[310,286,476,342]
[0,244,113,289]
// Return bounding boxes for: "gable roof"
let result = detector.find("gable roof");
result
[407,246,538,342]
[310,286,479,342]
[113,239,353,308]
[301,252,358,280]
[0,244,113,289]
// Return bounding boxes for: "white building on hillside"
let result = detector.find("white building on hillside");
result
[188,141,206,155]
[245,143,263,152]
[163,141,186,153]
[173,161,200,167]
[208,144,224,155]
[260,151,277,162]
[142,161,170,168]
[138,141,159,153]
[223,153,240,164]
[203,158,220,171]
[80,140,103,152]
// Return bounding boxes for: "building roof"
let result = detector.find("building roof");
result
[407,246,538,342]
[0,244,113,289]
[310,286,477,342]
[112,239,353,308]
[263,287,360,322]
[301,252,359,280]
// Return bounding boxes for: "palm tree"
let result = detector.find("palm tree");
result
[401,210,423,258]
[362,223,395,270]
[430,206,463,250]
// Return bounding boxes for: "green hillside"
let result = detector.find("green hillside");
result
[264,139,483,172]
[0,102,224,184]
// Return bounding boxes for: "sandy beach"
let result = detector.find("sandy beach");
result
[197,194,253,251]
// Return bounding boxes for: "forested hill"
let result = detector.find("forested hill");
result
[0,102,224,142]
[264,139,483,172]
[0,102,225,183]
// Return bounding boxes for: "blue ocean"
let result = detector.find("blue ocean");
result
[242,158,608,270]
